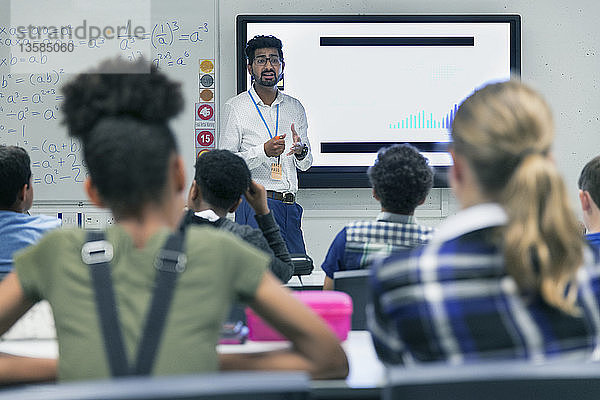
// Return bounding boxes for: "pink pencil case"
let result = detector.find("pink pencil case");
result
[246,290,353,341]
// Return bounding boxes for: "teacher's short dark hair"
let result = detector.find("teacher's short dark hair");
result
[245,35,284,65]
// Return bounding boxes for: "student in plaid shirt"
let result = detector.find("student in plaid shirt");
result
[369,81,600,365]
[321,144,434,290]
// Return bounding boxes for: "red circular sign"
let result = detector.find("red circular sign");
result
[196,130,214,146]
[197,104,214,120]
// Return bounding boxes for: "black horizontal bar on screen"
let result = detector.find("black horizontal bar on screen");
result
[321,142,448,153]
[320,36,474,46]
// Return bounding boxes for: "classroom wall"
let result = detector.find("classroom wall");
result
[218,0,600,267]
[27,0,600,268]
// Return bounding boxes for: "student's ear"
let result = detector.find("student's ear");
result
[372,188,380,202]
[418,197,426,206]
[187,180,200,210]
[14,183,30,213]
[228,198,243,214]
[580,190,591,212]
[84,177,105,208]
[449,149,463,187]
[22,180,34,212]
[189,180,199,201]
[17,183,28,202]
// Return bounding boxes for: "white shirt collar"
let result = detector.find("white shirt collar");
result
[377,212,415,224]
[430,203,508,244]
[194,209,220,223]
[249,84,283,107]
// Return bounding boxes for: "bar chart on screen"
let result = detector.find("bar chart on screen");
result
[389,103,459,130]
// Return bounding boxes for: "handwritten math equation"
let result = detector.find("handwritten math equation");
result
[0,20,210,70]
[0,18,211,188]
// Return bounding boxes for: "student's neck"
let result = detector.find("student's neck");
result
[455,183,493,210]
[585,215,600,234]
[0,204,25,213]
[253,83,278,106]
[192,201,227,219]
[380,207,413,216]
[119,204,182,248]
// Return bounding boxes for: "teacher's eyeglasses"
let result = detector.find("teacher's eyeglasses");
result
[254,56,281,66]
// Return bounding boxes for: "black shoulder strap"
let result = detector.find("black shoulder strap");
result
[83,230,129,377]
[83,218,188,377]
[134,226,186,375]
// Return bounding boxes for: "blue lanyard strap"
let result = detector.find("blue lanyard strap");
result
[249,90,279,139]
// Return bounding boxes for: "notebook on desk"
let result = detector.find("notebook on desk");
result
[2,301,56,340]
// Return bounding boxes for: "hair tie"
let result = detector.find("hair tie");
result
[517,147,548,162]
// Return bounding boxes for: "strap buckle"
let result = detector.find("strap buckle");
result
[82,240,114,265]
[154,249,187,273]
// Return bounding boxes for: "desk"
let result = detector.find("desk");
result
[0,339,57,358]
[217,331,384,399]
[311,331,385,400]
[0,331,384,399]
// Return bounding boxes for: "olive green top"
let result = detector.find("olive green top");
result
[15,224,268,381]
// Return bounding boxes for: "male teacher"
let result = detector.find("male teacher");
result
[219,35,312,254]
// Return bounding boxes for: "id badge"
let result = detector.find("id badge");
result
[271,162,282,180]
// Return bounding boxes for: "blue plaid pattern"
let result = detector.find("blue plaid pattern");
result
[368,203,600,365]
[321,213,434,279]
[587,233,600,249]
[345,219,434,270]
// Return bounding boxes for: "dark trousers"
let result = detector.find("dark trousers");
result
[235,197,307,254]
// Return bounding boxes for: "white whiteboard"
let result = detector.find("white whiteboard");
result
[0,0,217,202]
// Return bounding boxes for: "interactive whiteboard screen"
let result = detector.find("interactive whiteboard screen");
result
[236,15,521,187]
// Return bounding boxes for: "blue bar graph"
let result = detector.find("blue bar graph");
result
[389,103,459,130]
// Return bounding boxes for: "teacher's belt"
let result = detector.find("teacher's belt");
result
[266,191,295,204]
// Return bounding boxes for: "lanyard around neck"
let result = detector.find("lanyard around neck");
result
[248,90,279,139]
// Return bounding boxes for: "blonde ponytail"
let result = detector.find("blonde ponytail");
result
[502,153,583,314]
[452,81,584,314]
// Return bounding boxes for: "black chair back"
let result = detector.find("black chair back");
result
[290,253,314,276]
[333,269,370,330]
[384,360,600,400]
